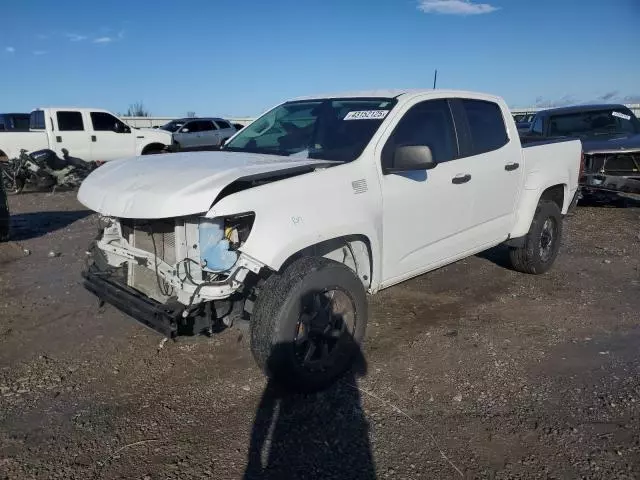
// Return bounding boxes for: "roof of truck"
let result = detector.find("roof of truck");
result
[292,89,501,101]
[537,104,632,116]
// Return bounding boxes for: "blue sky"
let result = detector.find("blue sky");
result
[1,0,639,117]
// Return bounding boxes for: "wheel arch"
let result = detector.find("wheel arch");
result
[276,234,374,290]
[141,142,167,155]
[510,183,568,239]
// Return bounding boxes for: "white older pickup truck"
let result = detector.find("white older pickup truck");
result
[78,89,582,391]
[0,108,173,162]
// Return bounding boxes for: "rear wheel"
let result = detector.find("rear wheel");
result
[250,257,368,392]
[509,200,563,274]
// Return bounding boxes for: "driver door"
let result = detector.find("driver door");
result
[379,99,476,287]
[89,111,136,161]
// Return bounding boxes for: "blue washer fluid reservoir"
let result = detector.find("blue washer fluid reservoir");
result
[198,219,238,272]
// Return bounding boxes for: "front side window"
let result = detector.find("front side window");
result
[382,99,457,168]
[460,99,509,155]
[224,97,397,162]
[215,120,231,129]
[57,111,84,131]
[198,121,216,131]
[91,112,128,132]
[160,120,186,133]
[30,110,45,130]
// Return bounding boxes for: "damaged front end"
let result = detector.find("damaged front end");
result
[83,213,264,337]
[581,150,640,203]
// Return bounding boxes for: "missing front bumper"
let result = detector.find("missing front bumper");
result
[82,268,180,337]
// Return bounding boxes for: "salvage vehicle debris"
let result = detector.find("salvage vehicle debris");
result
[78,89,582,392]
[1,149,97,194]
[522,104,640,204]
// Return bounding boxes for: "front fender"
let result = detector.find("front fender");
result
[205,162,383,287]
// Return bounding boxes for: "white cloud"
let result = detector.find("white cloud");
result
[66,33,87,42]
[33,50,47,56]
[5,46,15,53]
[93,36,113,44]
[417,0,498,15]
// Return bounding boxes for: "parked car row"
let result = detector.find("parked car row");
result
[0,108,174,163]
[0,109,242,163]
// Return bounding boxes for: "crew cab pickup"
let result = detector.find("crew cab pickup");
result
[522,104,640,203]
[0,108,173,161]
[78,89,582,391]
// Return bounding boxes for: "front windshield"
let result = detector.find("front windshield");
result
[224,98,397,162]
[549,109,639,137]
[160,120,186,133]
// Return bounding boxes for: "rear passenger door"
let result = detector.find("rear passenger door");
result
[451,98,523,246]
[52,111,92,160]
[197,120,220,148]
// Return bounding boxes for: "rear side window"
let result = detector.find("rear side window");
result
[30,110,46,130]
[382,99,457,167]
[57,111,84,131]
[460,99,508,155]
[199,121,216,131]
[215,120,231,129]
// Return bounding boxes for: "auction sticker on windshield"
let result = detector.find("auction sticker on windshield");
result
[344,110,389,120]
[612,111,631,121]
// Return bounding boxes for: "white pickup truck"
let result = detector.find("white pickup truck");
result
[78,89,582,391]
[0,108,173,162]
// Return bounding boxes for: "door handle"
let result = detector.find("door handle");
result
[452,174,471,184]
[91,135,97,142]
[505,162,520,171]
[56,136,62,143]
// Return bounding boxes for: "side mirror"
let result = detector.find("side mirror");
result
[180,127,190,133]
[386,145,437,174]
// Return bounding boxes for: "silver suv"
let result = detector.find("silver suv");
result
[160,117,236,150]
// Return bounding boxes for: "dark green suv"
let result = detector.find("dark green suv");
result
[0,177,9,241]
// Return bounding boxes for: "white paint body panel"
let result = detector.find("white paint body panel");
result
[79,89,582,295]
[77,151,332,219]
[0,108,172,161]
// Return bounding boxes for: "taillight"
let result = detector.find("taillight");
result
[95,161,105,167]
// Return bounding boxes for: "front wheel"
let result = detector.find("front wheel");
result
[508,200,563,274]
[250,257,368,392]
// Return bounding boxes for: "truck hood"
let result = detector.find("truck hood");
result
[581,133,640,154]
[77,151,331,219]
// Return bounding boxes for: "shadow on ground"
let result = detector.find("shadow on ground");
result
[244,344,375,480]
[9,210,92,241]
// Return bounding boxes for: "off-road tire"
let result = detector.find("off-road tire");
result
[250,257,367,392]
[509,200,563,274]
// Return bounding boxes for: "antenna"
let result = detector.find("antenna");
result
[433,69,438,89]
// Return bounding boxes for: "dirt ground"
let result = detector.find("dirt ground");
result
[0,191,639,479]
